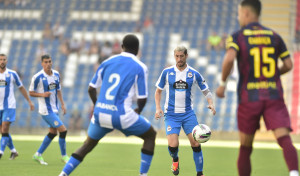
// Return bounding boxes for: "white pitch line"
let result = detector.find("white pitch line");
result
[11,135,300,150]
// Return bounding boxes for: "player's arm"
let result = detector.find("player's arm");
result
[279,57,293,75]
[135,98,147,114]
[19,86,34,111]
[29,91,51,97]
[202,89,216,115]
[57,90,66,115]
[88,86,97,105]
[155,88,164,119]
[216,48,237,98]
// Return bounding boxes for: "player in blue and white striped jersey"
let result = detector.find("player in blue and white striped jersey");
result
[29,54,69,165]
[155,46,216,176]
[0,54,34,160]
[59,34,156,176]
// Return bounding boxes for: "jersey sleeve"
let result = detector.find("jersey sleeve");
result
[226,32,239,51]
[277,34,290,60]
[155,69,167,90]
[12,72,23,88]
[89,65,103,88]
[54,72,61,90]
[29,75,39,92]
[136,65,148,98]
[195,72,209,91]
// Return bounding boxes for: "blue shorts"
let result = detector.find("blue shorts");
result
[88,114,151,140]
[41,112,64,128]
[0,109,16,124]
[164,110,198,135]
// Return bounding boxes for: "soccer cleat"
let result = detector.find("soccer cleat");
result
[0,153,2,159]
[171,158,179,175]
[32,154,48,165]
[58,171,68,176]
[9,152,19,160]
[61,155,70,163]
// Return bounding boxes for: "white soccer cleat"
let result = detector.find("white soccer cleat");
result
[290,170,299,176]
[32,154,48,165]
[58,171,68,176]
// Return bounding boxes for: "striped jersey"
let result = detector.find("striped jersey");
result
[227,22,289,103]
[156,65,208,115]
[89,52,148,129]
[29,69,61,115]
[0,68,23,110]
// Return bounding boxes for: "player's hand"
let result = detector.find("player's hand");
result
[155,108,164,120]
[207,104,216,115]
[216,86,225,98]
[134,108,140,114]
[29,101,35,111]
[43,92,51,97]
[61,104,66,115]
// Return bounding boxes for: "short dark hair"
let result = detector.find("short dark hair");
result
[122,34,139,55]
[0,54,7,57]
[241,0,261,16]
[41,54,51,61]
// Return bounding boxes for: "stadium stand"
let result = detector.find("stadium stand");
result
[0,0,296,133]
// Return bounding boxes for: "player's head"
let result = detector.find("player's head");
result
[174,46,188,68]
[122,34,139,55]
[238,0,261,27]
[0,54,7,70]
[41,54,52,72]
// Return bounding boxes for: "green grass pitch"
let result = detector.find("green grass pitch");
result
[0,140,298,176]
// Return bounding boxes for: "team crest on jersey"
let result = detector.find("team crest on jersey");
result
[169,72,175,76]
[48,83,57,91]
[42,77,46,80]
[0,80,7,87]
[54,121,59,126]
[187,72,193,78]
[173,80,188,91]
[167,125,172,132]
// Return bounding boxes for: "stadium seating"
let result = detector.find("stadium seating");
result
[0,0,243,131]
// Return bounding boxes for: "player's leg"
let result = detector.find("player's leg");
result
[237,101,263,176]
[165,114,181,175]
[238,132,255,176]
[1,109,18,159]
[273,128,299,176]
[263,99,299,176]
[57,124,69,163]
[59,116,112,176]
[183,111,204,176]
[0,110,3,158]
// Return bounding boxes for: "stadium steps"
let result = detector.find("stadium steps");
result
[260,0,295,46]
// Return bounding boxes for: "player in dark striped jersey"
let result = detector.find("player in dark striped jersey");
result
[216,0,299,176]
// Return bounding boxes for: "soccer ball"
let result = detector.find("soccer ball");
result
[192,124,211,143]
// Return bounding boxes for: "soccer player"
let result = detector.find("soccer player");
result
[29,54,69,165]
[155,46,216,176]
[0,53,34,160]
[216,0,299,176]
[58,34,156,176]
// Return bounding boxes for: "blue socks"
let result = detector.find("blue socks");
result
[59,137,66,156]
[7,134,15,150]
[37,133,56,154]
[140,150,154,174]
[62,155,82,175]
[192,146,203,172]
[0,133,9,152]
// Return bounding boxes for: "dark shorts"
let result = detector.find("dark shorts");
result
[237,99,291,134]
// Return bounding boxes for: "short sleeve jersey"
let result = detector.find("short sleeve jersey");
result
[29,69,61,115]
[0,68,23,110]
[156,65,208,115]
[226,22,289,103]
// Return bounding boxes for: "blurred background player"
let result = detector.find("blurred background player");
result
[0,53,34,160]
[59,34,156,176]
[29,54,69,165]
[216,0,299,176]
[155,46,216,176]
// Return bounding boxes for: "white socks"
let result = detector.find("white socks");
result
[290,170,299,176]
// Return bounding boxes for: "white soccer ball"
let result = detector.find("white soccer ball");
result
[192,124,211,143]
